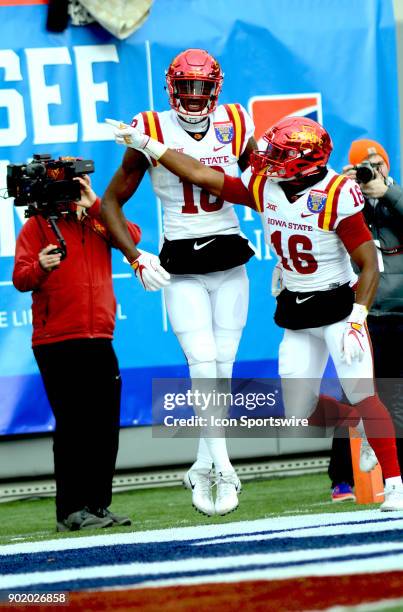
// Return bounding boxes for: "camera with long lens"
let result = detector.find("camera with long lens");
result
[6,154,95,218]
[354,160,377,184]
[7,154,95,260]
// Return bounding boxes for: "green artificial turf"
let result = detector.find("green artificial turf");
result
[0,472,377,546]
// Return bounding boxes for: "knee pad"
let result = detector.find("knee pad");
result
[176,330,216,366]
[281,378,319,419]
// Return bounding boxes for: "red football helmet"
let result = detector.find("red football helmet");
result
[250,116,333,179]
[166,49,223,116]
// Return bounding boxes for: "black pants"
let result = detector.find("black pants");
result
[328,315,403,487]
[34,339,122,521]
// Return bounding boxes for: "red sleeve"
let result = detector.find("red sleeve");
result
[88,197,141,245]
[336,212,372,254]
[12,220,50,292]
[86,196,102,218]
[221,175,256,209]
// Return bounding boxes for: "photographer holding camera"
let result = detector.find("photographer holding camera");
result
[12,169,141,531]
[328,139,403,500]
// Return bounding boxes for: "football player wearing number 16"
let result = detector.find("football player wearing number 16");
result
[102,49,257,516]
[109,115,403,511]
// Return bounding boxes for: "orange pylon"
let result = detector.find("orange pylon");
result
[349,427,384,504]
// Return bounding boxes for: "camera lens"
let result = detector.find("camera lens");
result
[26,162,47,178]
[355,165,375,184]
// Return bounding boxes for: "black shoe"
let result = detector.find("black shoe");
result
[56,508,113,532]
[92,507,132,527]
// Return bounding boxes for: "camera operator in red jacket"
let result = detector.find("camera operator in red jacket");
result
[13,175,141,532]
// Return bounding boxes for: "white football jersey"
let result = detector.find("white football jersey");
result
[242,168,365,291]
[132,104,254,240]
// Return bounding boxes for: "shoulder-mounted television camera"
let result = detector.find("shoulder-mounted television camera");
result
[7,154,94,218]
[7,154,95,260]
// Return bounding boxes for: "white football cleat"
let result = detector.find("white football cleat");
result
[359,438,378,472]
[215,470,241,515]
[183,468,215,516]
[380,484,403,511]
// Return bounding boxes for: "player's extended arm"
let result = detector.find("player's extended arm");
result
[101,148,148,262]
[105,118,252,205]
[161,148,226,196]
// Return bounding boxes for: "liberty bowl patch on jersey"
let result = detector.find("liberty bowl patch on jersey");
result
[214,121,234,144]
[307,189,327,213]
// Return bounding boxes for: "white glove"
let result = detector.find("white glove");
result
[105,118,149,148]
[131,250,170,291]
[342,303,368,365]
[271,263,283,297]
[105,118,167,160]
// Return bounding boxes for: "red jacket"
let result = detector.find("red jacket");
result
[12,199,141,347]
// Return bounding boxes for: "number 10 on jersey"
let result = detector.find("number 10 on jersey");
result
[180,167,225,214]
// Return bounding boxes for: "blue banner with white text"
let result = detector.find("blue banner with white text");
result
[0,0,399,434]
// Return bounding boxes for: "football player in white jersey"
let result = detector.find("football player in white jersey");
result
[109,115,403,511]
[102,49,257,516]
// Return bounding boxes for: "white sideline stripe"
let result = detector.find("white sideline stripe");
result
[1,542,402,590]
[0,509,389,556]
[194,518,403,545]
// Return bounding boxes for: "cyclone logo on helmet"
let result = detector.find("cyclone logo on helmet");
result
[250,116,333,179]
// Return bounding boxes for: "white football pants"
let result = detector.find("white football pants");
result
[164,265,249,471]
[164,265,249,379]
[279,317,375,422]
